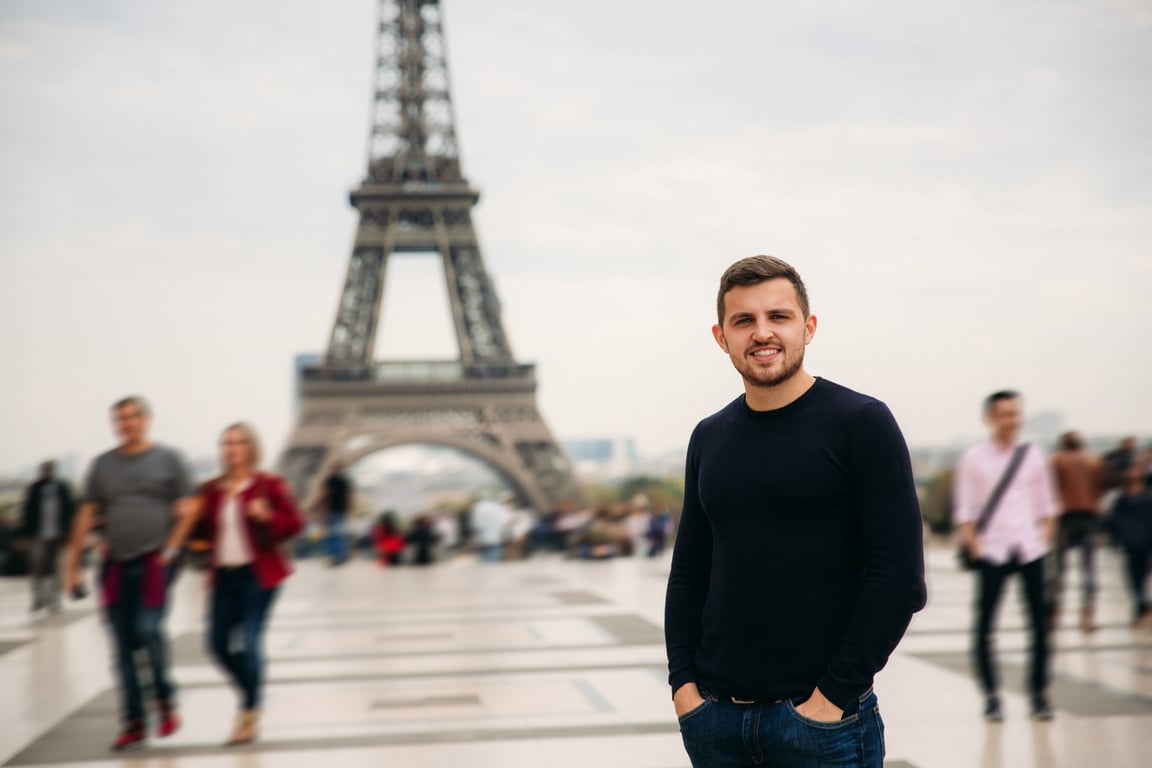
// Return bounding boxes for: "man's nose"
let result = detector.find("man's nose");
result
[751,321,775,341]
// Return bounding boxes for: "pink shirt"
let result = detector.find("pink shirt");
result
[954,440,1057,565]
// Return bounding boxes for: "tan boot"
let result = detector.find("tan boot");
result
[226,709,259,746]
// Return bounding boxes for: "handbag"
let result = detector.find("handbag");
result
[957,443,1030,571]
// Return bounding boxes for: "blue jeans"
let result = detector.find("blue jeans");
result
[208,566,279,710]
[679,687,884,768]
[325,517,349,563]
[480,544,503,563]
[105,559,176,722]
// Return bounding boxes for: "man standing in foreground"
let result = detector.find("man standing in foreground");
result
[21,460,76,613]
[665,256,927,768]
[65,396,197,750]
[955,391,1057,722]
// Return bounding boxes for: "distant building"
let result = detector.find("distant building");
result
[293,353,323,415]
[562,437,639,480]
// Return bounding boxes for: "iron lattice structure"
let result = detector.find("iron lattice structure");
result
[279,0,584,512]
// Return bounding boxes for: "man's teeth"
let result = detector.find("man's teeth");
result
[751,349,780,357]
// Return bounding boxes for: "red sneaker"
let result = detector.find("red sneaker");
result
[157,703,181,738]
[111,720,145,751]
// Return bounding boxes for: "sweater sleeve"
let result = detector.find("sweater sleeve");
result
[815,401,927,710]
[266,476,305,542]
[664,431,712,697]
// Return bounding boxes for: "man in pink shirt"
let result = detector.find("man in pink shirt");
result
[954,390,1058,722]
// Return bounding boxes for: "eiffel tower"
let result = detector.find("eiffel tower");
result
[278,0,584,511]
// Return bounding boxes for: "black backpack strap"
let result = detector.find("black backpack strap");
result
[975,443,1030,534]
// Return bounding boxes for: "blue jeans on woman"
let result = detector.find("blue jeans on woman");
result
[208,566,278,710]
[678,687,885,768]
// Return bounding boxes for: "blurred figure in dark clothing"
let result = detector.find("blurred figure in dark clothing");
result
[372,512,406,566]
[21,460,76,612]
[407,515,441,566]
[1104,437,1138,491]
[319,462,353,566]
[647,503,673,558]
[1109,464,1152,628]
[1050,432,1105,632]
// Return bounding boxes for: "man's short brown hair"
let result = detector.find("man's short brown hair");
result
[716,255,810,324]
[111,395,151,416]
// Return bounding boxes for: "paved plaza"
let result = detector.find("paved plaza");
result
[1,542,1150,767]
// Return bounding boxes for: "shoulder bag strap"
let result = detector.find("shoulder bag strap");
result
[975,443,1030,534]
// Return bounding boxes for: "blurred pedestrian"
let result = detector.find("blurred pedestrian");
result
[319,461,353,566]
[1109,465,1152,628]
[407,514,441,566]
[955,391,1058,721]
[471,495,511,563]
[21,460,76,613]
[64,396,196,750]
[182,423,303,745]
[372,512,406,566]
[647,503,673,558]
[1104,436,1139,490]
[666,256,925,768]
[1050,431,1105,632]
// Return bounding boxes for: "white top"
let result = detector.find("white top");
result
[217,479,254,566]
[954,440,1058,565]
[471,499,512,546]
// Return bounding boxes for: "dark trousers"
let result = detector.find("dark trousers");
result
[30,537,62,608]
[208,566,278,710]
[973,556,1049,697]
[1122,546,1152,619]
[1055,511,1099,612]
[105,559,175,722]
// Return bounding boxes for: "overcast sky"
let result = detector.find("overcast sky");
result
[1,0,1150,477]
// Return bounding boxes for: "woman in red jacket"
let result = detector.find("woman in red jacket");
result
[192,422,303,745]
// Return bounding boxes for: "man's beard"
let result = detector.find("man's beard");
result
[731,344,805,389]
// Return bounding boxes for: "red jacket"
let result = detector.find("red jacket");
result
[195,472,304,589]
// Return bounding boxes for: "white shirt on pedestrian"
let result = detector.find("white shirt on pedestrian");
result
[954,441,1058,565]
[218,480,255,566]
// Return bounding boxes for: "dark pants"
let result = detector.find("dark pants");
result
[1055,511,1099,612]
[1121,546,1151,619]
[679,687,884,767]
[105,560,175,722]
[30,537,62,609]
[974,556,1049,697]
[208,566,278,710]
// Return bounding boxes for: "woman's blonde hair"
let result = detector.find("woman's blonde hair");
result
[221,422,263,469]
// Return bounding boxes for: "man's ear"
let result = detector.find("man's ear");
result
[804,314,818,344]
[712,323,729,353]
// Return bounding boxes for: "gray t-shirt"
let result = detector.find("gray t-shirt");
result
[85,444,194,561]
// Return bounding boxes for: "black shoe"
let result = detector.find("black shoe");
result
[1031,696,1054,721]
[983,695,1004,722]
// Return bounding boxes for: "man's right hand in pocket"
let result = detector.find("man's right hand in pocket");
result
[673,682,705,718]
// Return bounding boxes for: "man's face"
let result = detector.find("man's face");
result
[712,278,816,389]
[112,404,150,445]
[984,398,1024,443]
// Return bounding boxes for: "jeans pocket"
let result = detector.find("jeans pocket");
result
[677,697,715,726]
[784,698,858,729]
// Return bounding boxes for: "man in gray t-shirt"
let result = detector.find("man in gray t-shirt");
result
[65,396,195,751]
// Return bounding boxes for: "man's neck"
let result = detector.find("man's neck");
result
[991,435,1018,451]
[744,370,816,412]
[118,439,153,456]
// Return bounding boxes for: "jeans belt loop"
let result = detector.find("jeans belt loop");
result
[730,696,756,705]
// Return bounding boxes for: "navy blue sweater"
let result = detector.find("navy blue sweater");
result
[664,378,927,710]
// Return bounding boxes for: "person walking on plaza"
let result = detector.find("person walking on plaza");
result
[955,391,1058,722]
[183,423,303,745]
[1050,431,1105,632]
[665,256,926,768]
[64,396,196,750]
[21,460,76,613]
[1109,463,1152,628]
[471,495,512,563]
[319,461,353,566]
